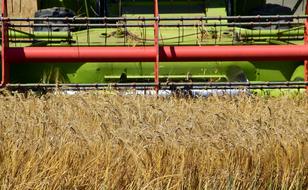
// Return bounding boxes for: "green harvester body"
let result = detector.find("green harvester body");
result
[3,0,307,95]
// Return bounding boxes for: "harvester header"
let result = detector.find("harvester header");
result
[1,0,308,95]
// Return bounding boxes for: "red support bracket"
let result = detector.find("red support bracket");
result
[154,0,159,93]
[305,0,308,92]
[1,0,9,87]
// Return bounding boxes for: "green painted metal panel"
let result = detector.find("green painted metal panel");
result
[11,60,298,84]
[291,65,304,81]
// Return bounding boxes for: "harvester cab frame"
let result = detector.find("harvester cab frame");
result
[1,0,308,96]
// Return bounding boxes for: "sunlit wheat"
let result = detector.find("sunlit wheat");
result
[0,92,307,189]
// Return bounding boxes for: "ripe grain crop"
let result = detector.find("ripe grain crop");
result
[0,92,307,189]
[0,0,37,18]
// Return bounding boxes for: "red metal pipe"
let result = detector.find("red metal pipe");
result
[7,45,308,63]
[8,47,156,63]
[159,45,308,61]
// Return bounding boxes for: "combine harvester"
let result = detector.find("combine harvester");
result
[1,0,308,96]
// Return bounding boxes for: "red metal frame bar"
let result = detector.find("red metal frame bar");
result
[1,0,9,86]
[7,45,308,63]
[305,0,308,91]
[154,0,159,93]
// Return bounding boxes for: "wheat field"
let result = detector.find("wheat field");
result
[0,92,307,189]
[0,1,307,189]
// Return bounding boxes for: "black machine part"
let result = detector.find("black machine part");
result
[34,7,76,32]
[250,4,293,30]
[95,0,108,17]
[225,0,295,30]
[225,0,233,16]
[34,0,108,32]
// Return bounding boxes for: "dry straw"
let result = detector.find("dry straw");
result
[0,92,307,189]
